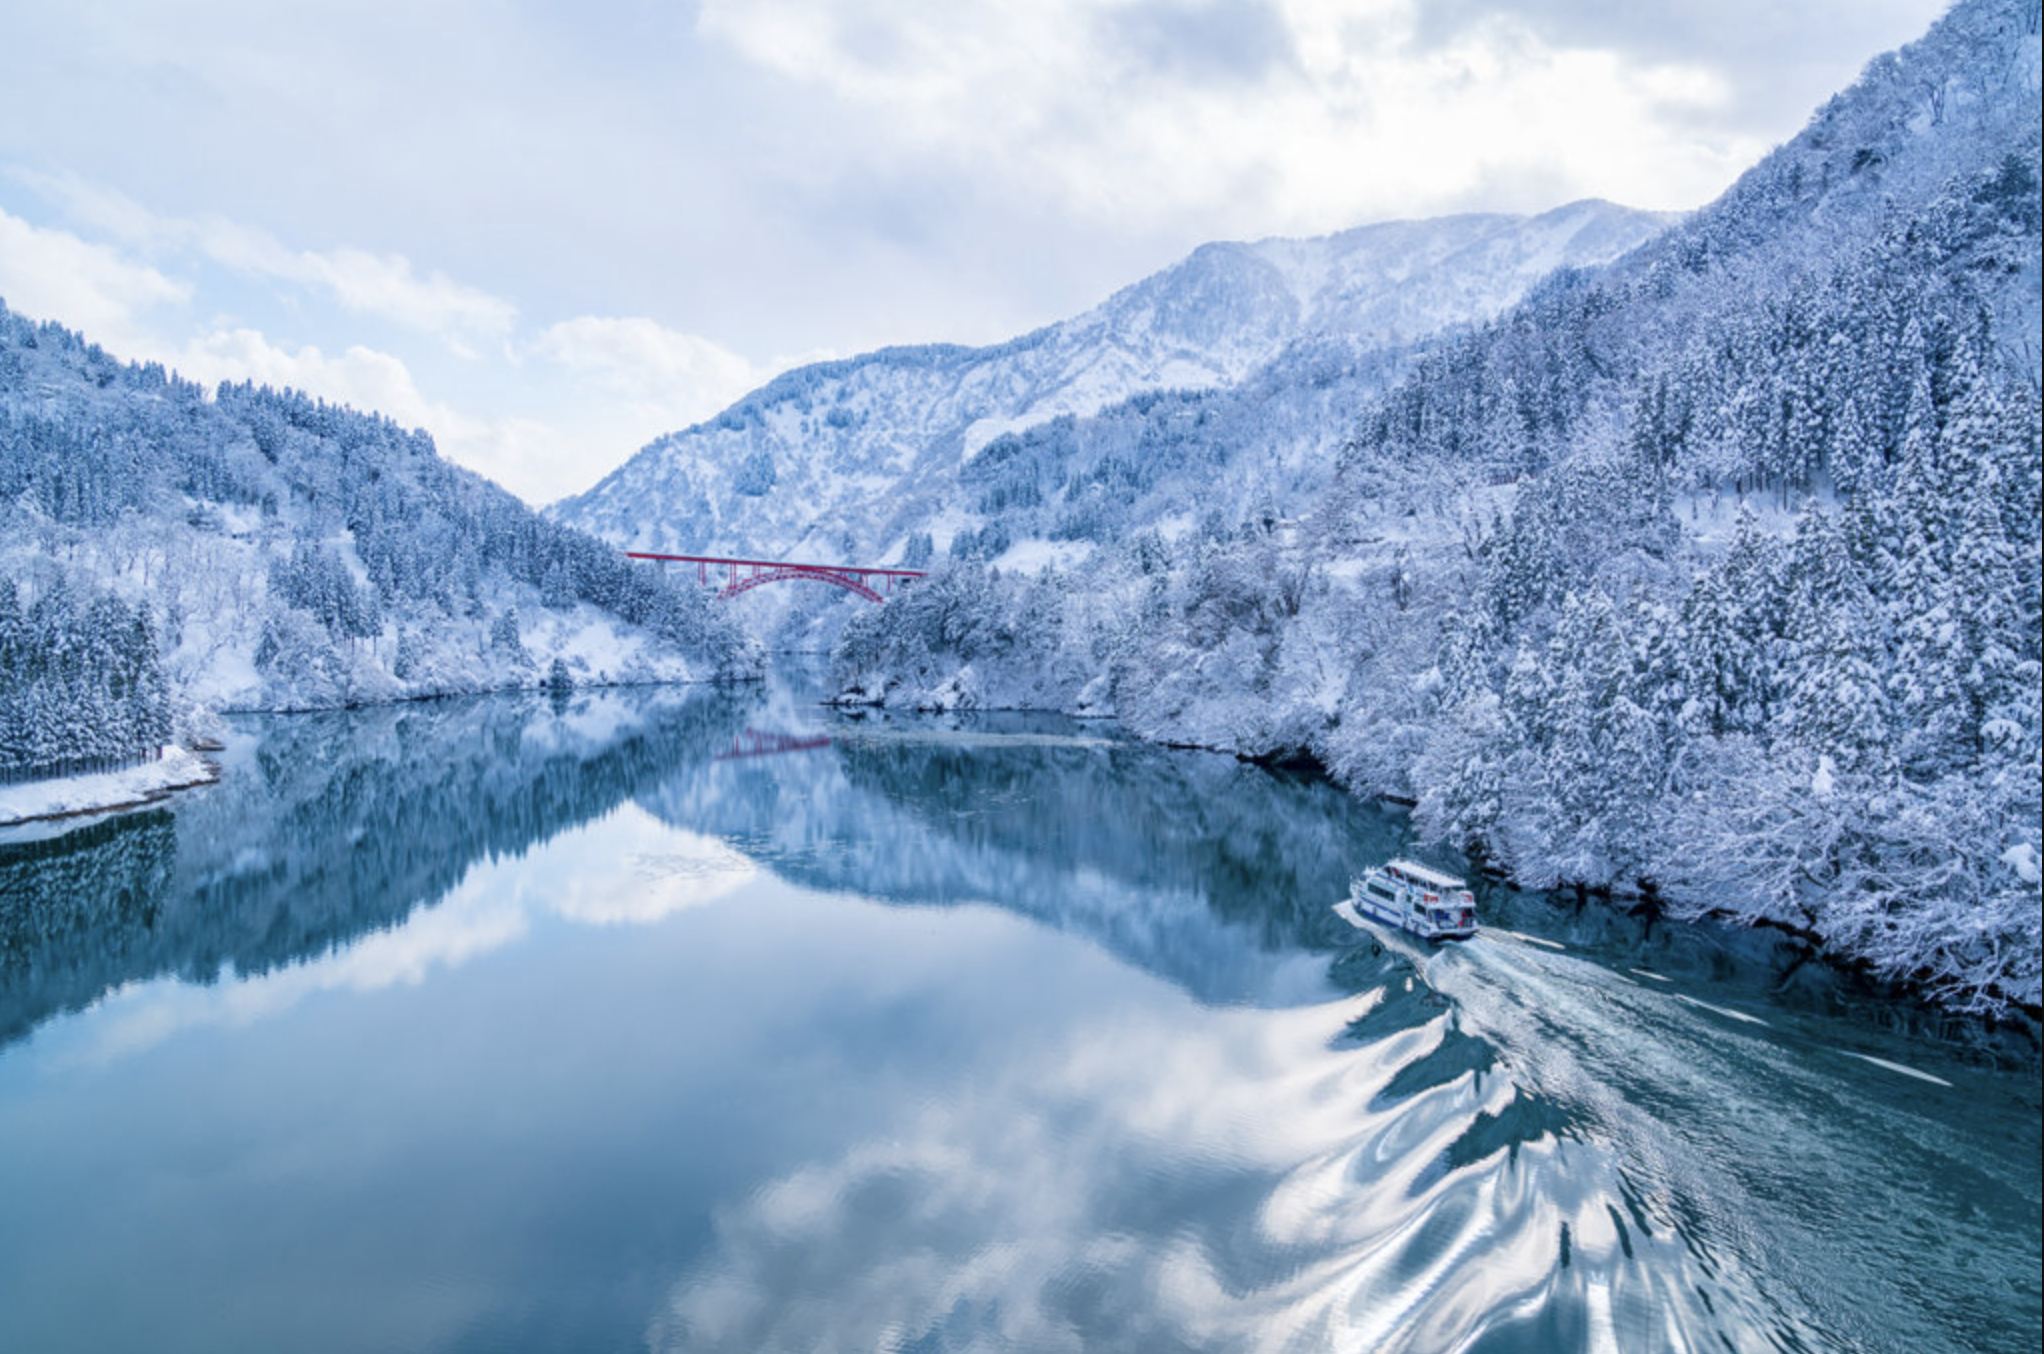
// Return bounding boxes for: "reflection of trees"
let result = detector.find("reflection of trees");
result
[829,736,1389,947]
[639,711,1410,1004]
[0,686,753,1049]
[0,810,178,1045]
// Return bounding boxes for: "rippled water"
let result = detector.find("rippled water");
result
[0,674,2036,1353]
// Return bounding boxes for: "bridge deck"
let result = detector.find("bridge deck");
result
[624,551,926,578]
[625,551,925,602]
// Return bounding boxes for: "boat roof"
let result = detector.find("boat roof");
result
[1384,858,1468,890]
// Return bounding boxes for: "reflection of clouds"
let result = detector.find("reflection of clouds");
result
[64,884,530,1067]
[652,992,1723,1354]
[651,1006,1296,1353]
[651,1005,1402,1351]
[550,839,757,927]
[55,808,746,1068]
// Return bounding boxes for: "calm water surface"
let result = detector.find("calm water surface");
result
[0,672,2037,1353]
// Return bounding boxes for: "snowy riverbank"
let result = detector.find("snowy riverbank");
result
[0,748,219,827]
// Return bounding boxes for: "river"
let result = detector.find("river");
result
[0,671,2036,1353]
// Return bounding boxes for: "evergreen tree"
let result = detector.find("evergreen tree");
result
[1773,505,1892,772]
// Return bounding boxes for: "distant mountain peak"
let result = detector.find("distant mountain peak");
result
[550,199,1673,583]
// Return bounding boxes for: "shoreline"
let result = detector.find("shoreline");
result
[828,682,2044,1043]
[1,672,765,831]
[0,748,222,830]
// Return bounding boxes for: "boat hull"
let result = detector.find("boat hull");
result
[1338,870,1478,941]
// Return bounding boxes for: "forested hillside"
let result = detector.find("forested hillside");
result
[0,301,759,779]
[831,0,2044,1013]
[552,202,1669,613]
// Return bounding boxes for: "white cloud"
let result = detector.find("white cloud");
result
[173,327,436,421]
[526,316,850,500]
[166,309,825,505]
[0,194,774,504]
[294,247,517,349]
[4,0,1956,371]
[0,203,189,347]
[695,0,1802,230]
[535,314,764,416]
[439,414,592,505]
[20,173,516,348]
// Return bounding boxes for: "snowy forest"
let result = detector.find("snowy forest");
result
[831,0,2044,1014]
[1,0,2037,1018]
[0,578,171,782]
[0,300,761,780]
[551,199,1671,624]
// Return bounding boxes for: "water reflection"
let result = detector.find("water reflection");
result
[0,675,2035,1354]
[643,935,1720,1354]
[637,696,1396,1008]
[44,810,756,1070]
[0,684,756,1052]
[0,809,179,1046]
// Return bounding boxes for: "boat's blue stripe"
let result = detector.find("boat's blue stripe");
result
[1348,891,1477,938]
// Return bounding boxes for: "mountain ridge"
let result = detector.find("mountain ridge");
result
[826,0,2044,1015]
[0,300,761,752]
[550,198,1675,568]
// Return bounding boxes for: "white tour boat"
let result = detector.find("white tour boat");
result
[1335,859,1479,941]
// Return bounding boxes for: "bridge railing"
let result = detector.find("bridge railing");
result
[623,552,926,602]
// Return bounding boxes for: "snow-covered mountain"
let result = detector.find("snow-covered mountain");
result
[551,200,1671,573]
[0,302,760,753]
[830,0,2044,1015]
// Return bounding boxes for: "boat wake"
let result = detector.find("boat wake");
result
[645,926,2040,1354]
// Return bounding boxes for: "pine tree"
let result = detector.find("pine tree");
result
[540,559,575,610]
[1686,507,1782,735]
[1775,503,1892,772]
[0,580,24,775]
[489,607,524,661]
[1944,465,2024,757]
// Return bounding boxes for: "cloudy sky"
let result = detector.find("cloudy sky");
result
[0,0,1951,505]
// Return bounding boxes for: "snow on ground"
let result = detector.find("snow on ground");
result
[0,747,218,827]
[991,537,1096,573]
[185,642,263,713]
[961,415,1034,460]
[1678,489,1815,548]
[524,603,698,687]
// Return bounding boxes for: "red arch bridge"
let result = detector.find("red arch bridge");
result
[625,552,925,603]
[713,728,833,761]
